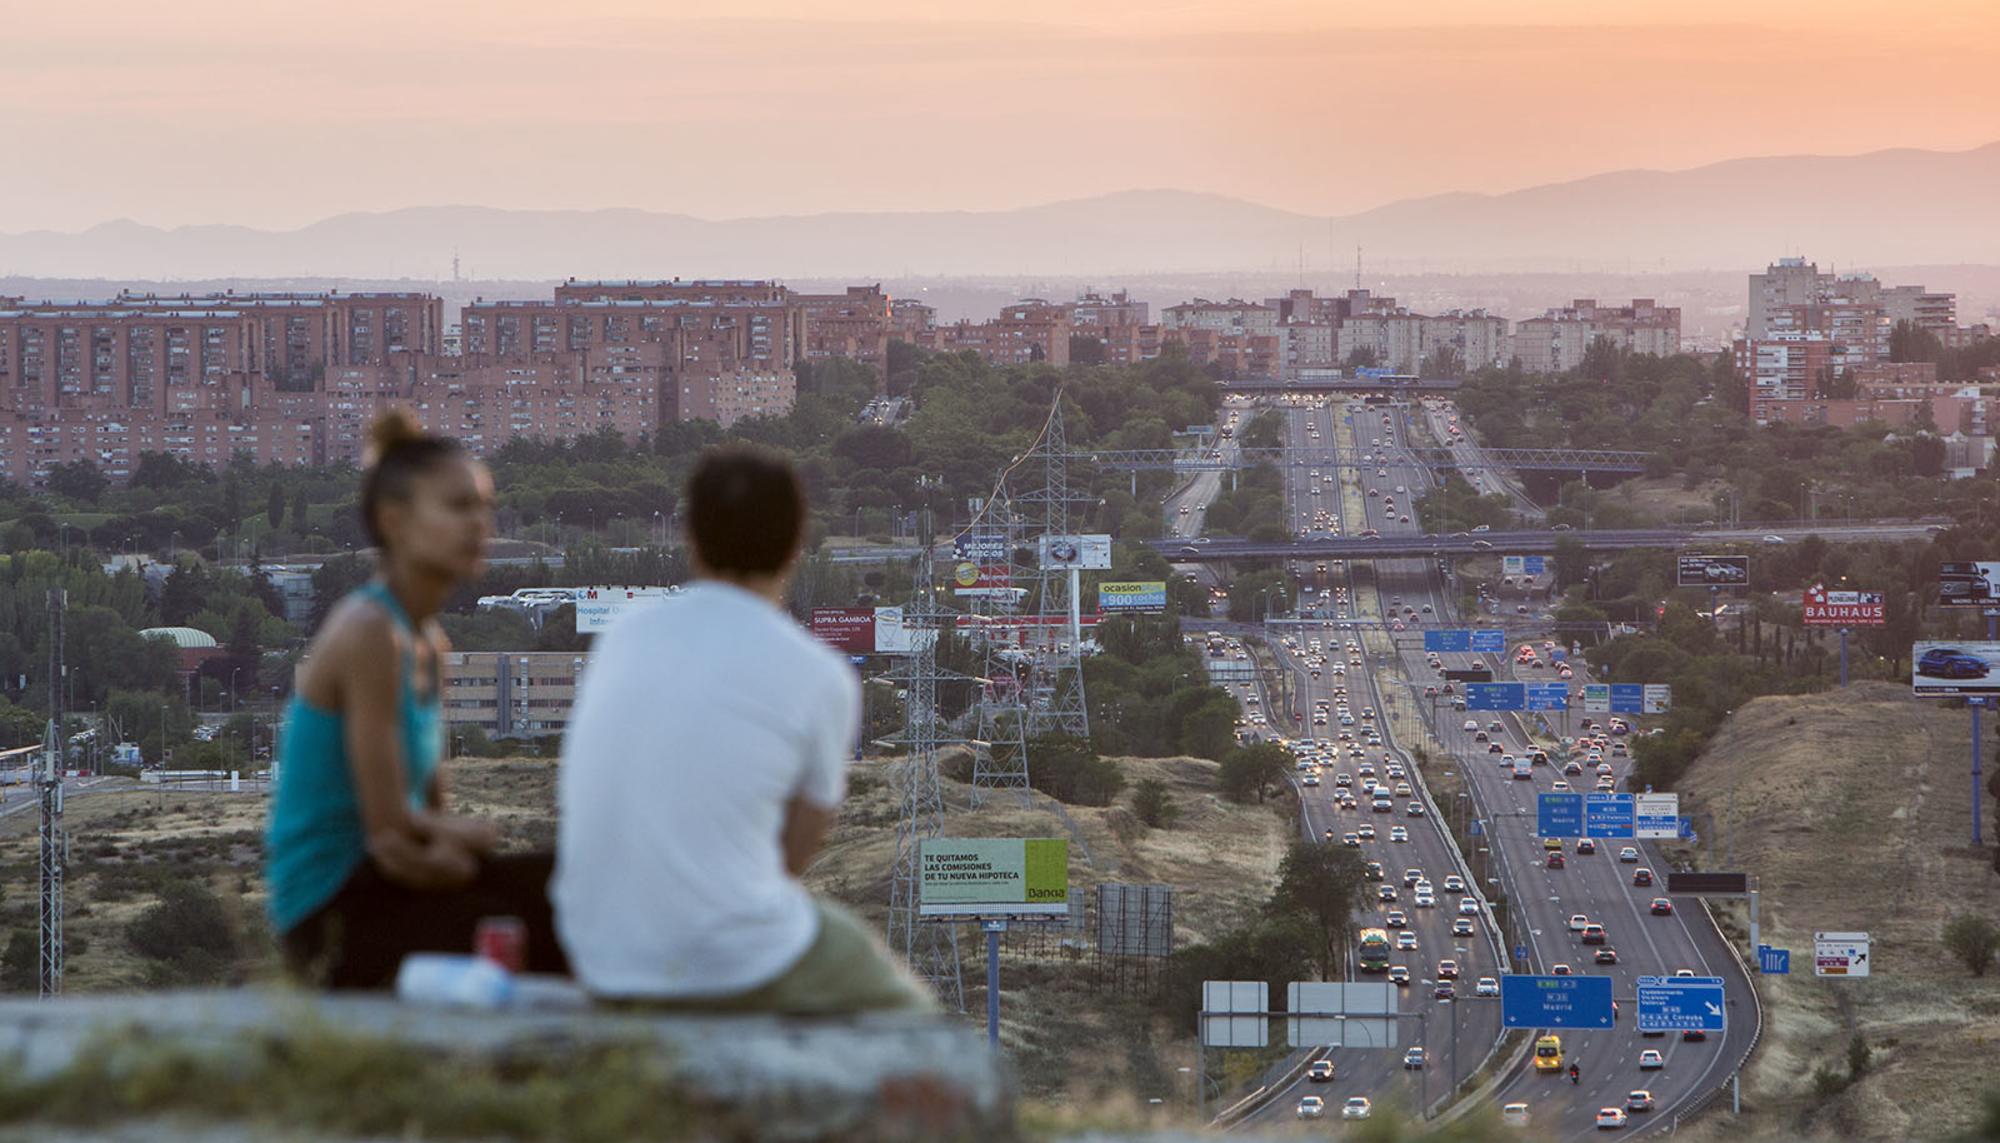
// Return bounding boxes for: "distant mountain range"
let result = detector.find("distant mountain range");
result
[3,142,1998,280]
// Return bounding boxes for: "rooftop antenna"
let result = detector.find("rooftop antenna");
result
[1355,245,1363,290]
[452,248,462,283]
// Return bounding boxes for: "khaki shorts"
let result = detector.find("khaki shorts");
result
[619,899,938,1015]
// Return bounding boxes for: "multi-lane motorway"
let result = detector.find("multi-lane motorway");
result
[1200,394,1756,1135]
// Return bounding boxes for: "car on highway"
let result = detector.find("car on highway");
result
[1638,1049,1664,1070]
[1297,1095,1326,1120]
[1386,910,1409,928]
[1434,980,1456,1000]
[1342,1096,1373,1120]
[1403,1047,1426,1070]
[1404,867,1426,886]
[1547,851,1566,869]
[1595,947,1620,964]
[1581,923,1607,945]
[1651,898,1675,915]
[1396,931,1419,951]
[1576,838,1597,855]
[1633,867,1654,886]
[1761,534,1787,545]
[1437,959,1459,980]
[1356,823,1377,839]
[1378,885,1399,902]
[1458,898,1480,916]
[1596,1107,1628,1130]
[1308,1060,1336,1083]
[1443,874,1465,893]
[1618,847,1640,862]
[1388,965,1411,985]
[1341,832,1362,847]
[1568,914,1590,932]
[1302,774,1320,786]
[1453,917,1476,936]
[1364,861,1385,880]
[1389,826,1410,843]
[1626,1090,1654,1113]
[1683,1028,1708,1042]
[1414,889,1435,908]
[1501,1102,1530,1128]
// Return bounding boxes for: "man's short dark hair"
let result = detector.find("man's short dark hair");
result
[686,445,807,576]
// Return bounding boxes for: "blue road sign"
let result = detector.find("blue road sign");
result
[1525,682,1569,711]
[1471,629,1506,653]
[1523,556,1546,576]
[1466,682,1525,711]
[1757,945,1791,975]
[848,655,869,666]
[1470,819,1484,837]
[1513,944,1529,961]
[1585,793,1636,838]
[1678,816,1697,840]
[1636,975,1727,1031]
[1609,684,1647,714]
[1538,792,1583,839]
[1425,629,1472,653]
[1501,974,1615,1030]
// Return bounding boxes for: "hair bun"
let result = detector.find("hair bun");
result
[366,407,426,465]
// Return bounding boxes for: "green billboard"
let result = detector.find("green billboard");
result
[918,838,1070,916]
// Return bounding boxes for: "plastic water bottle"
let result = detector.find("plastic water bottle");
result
[395,953,516,1010]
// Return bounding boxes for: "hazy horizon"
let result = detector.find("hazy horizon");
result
[7,0,1999,232]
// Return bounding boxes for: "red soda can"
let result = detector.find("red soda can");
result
[473,915,526,973]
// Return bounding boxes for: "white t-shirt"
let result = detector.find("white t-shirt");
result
[553,580,859,998]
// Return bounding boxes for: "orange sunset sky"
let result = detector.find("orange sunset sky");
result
[4,0,1998,231]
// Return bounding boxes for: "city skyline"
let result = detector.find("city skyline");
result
[5,1,1999,232]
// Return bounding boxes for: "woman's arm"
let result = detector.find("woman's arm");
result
[336,617,481,889]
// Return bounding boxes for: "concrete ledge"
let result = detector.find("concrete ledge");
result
[0,989,1015,1142]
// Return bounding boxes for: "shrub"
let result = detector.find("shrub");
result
[1846,1034,1872,1081]
[126,882,239,984]
[1131,778,1180,829]
[1943,913,1998,977]
[1811,1063,1847,1098]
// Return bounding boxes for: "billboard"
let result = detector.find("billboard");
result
[873,607,934,655]
[953,532,1009,563]
[1677,555,1748,587]
[1912,641,2000,696]
[1098,581,1168,613]
[810,607,876,653]
[1502,556,1547,577]
[575,586,679,633]
[951,559,1014,598]
[1938,562,2000,608]
[1039,534,1113,571]
[1802,583,1886,627]
[919,838,1070,917]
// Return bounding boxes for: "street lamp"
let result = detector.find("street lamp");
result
[230,668,242,714]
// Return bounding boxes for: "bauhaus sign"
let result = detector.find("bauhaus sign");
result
[1801,584,1885,627]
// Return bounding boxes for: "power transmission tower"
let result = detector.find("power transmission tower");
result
[969,486,1031,806]
[39,589,66,998]
[883,502,965,1012]
[1019,393,1090,738]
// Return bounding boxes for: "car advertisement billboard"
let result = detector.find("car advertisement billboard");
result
[1912,641,2000,695]
[1802,583,1886,627]
[1676,555,1748,587]
[1039,533,1113,571]
[1938,562,2000,608]
[1098,581,1168,613]
[919,838,1070,917]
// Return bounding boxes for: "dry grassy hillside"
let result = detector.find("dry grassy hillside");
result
[1665,683,2000,1143]
[0,754,1294,1116]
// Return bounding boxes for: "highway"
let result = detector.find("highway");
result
[1213,393,1756,1135]
[1363,397,1757,1136]
[1148,519,1942,562]
[1236,396,1504,1129]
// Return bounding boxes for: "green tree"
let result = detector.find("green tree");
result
[291,487,311,533]
[1552,536,1591,590]
[1943,914,1998,977]
[1267,840,1369,980]
[1219,741,1291,803]
[44,461,108,504]
[267,483,286,531]
[1131,777,1180,829]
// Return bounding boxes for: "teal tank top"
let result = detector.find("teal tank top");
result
[266,581,445,934]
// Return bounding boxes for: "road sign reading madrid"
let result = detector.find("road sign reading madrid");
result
[1501,974,1615,1029]
[1466,682,1526,711]
[1585,793,1636,838]
[1423,629,1507,654]
[1636,975,1727,1031]
[1525,682,1569,711]
[1538,792,1583,839]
